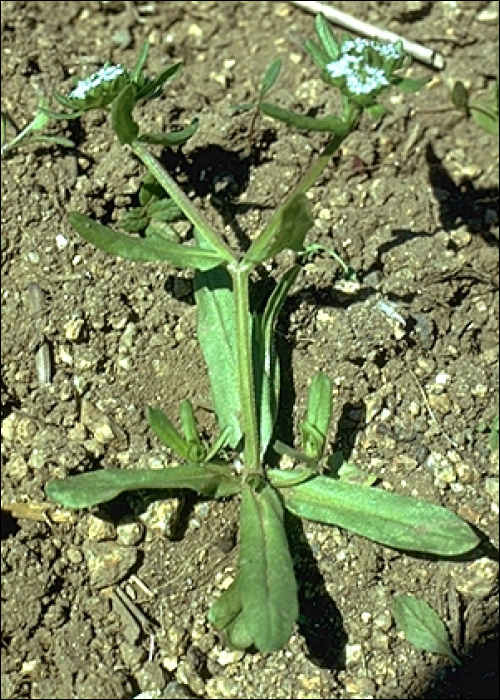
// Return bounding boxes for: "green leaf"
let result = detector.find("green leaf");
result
[208,578,243,630]
[304,39,330,71]
[138,118,199,146]
[256,266,301,457]
[273,474,480,556]
[147,406,191,460]
[365,103,388,121]
[135,62,182,101]
[260,58,282,97]
[130,40,150,83]
[194,265,242,449]
[112,83,139,145]
[314,13,341,60]
[451,80,470,111]
[69,212,225,270]
[148,199,183,222]
[301,372,332,459]
[260,102,350,135]
[393,595,461,664]
[268,464,315,487]
[237,483,298,652]
[118,210,150,233]
[180,400,206,461]
[471,105,499,135]
[244,193,313,266]
[393,76,430,93]
[46,463,241,509]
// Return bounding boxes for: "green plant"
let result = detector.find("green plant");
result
[451,79,499,136]
[43,15,480,653]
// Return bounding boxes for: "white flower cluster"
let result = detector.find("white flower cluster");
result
[70,64,125,99]
[342,38,404,61]
[326,38,403,96]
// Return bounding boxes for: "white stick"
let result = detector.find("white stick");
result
[288,0,445,69]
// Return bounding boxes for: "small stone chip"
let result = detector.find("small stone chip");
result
[84,541,138,588]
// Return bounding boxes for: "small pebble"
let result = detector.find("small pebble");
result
[84,541,138,588]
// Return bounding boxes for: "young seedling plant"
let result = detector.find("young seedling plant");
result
[43,15,480,654]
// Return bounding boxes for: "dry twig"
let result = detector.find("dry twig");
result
[289,1,445,69]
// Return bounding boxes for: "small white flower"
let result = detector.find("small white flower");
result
[375,42,404,60]
[69,64,125,99]
[326,38,402,96]
[325,54,361,79]
[346,65,389,95]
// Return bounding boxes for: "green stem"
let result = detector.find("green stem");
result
[230,263,261,476]
[131,141,235,264]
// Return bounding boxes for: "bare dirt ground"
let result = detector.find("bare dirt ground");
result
[1,2,499,699]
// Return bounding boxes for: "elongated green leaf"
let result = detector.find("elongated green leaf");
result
[194,265,242,448]
[393,595,461,664]
[471,106,499,135]
[69,213,225,270]
[260,102,350,135]
[301,372,332,459]
[393,76,430,93]
[244,193,313,266]
[130,40,149,83]
[112,84,139,145]
[46,464,241,509]
[303,39,330,70]
[314,13,341,59]
[147,406,191,460]
[237,483,298,652]
[180,400,206,461]
[272,474,480,556]
[260,58,282,97]
[40,104,84,121]
[255,266,301,457]
[268,464,315,487]
[138,118,199,146]
[135,62,182,100]
[205,426,232,463]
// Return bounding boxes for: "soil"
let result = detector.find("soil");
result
[1,2,499,699]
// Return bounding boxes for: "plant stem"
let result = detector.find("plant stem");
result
[290,131,348,198]
[131,141,235,264]
[230,263,262,476]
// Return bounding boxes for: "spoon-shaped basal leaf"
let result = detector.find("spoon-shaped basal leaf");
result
[46,464,240,509]
[393,595,461,664]
[272,474,480,556]
[69,213,226,270]
[237,483,299,652]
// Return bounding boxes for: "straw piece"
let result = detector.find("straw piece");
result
[289,1,445,69]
